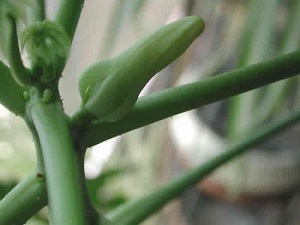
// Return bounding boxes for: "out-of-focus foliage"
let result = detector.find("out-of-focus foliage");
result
[87,167,129,212]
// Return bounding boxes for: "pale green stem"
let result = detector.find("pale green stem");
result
[28,0,46,23]
[0,173,47,225]
[78,50,300,147]
[29,87,87,225]
[0,60,26,116]
[55,0,84,40]
[7,15,32,87]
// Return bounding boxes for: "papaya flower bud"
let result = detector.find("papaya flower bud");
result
[20,20,71,84]
[79,16,205,122]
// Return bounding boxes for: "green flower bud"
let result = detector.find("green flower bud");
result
[79,16,205,122]
[20,20,71,84]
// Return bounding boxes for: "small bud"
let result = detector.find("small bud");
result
[23,90,30,101]
[79,16,205,122]
[20,20,71,84]
[42,88,53,103]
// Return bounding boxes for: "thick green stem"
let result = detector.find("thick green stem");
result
[0,173,47,225]
[79,50,300,147]
[7,15,32,87]
[107,108,300,225]
[29,88,87,225]
[28,0,46,23]
[55,0,84,40]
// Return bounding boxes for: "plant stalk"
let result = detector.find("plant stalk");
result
[80,50,300,147]
[55,0,84,40]
[29,87,87,225]
[0,60,26,116]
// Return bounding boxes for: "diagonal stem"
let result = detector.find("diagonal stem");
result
[0,173,47,225]
[78,50,300,147]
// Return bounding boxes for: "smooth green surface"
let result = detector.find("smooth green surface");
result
[79,50,300,147]
[0,173,47,225]
[29,89,87,225]
[0,61,26,115]
[27,0,46,23]
[7,16,32,87]
[55,0,84,40]
[0,0,33,60]
[79,16,204,122]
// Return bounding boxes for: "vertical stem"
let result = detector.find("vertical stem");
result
[28,0,46,23]
[29,88,87,225]
[7,15,32,87]
[76,148,100,225]
[55,0,84,40]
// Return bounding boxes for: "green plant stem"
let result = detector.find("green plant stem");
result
[26,120,45,175]
[29,88,87,225]
[253,0,300,123]
[0,173,47,225]
[0,60,26,116]
[28,0,46,23]
[7,15,32,87]
[79,50,300,147]
[36,0,46,20]
[107,108,300,225]
[76,148,100,225]
[55,0,84,40]
[2,107,300,225]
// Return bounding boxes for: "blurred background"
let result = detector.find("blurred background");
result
[1,0,300,224]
